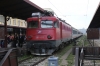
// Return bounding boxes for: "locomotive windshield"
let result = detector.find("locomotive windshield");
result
[41,21,53,28]
[27,21,38,28]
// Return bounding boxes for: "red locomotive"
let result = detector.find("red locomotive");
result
[26,11,82,55]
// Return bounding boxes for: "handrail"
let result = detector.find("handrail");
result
[0,48,18,66]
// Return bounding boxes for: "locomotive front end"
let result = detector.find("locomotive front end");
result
[26,13,59,55]
[26,28,56,55]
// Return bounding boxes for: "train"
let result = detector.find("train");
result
[26,11,83,55]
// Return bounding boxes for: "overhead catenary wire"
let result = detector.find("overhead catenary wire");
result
[47,0,64,17]
[47,0,69,22]
[48,0,90,17]
[86,0,89,16]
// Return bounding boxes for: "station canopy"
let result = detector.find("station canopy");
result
[88,3,100,28]
[0,0,45,20]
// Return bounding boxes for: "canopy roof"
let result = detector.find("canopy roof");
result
[88,3,100,28]
[0,0,45,20]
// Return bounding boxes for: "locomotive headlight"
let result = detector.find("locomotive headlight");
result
[47,35,52,39]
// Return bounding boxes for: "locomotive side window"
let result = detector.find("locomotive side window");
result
[28,21,38,28]
[54,21,59,28]
[41,21,53,28]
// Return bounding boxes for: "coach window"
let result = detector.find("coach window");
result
[54,21,59,28]
[28,21,38,28]
[41,21,53,28]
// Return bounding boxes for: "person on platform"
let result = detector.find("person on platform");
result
[18,33,24,47]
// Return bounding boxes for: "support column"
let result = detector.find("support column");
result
[75,48,80,66]
[4,16,10,48]
[4,15,7,48]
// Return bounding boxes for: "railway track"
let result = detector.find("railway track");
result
[18,45,73,66]
[18,39,77,66]
[18,56,48,66]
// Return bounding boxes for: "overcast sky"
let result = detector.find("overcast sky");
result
[30,0,100,29]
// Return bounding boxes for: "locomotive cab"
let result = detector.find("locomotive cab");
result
[27,18,59,40]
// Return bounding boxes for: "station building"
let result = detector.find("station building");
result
[0,15,27,35]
